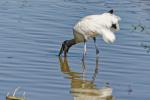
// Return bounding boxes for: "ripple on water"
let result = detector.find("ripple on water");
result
[0,0,150,100]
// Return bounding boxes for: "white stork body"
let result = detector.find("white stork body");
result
[58,9,121,59]
[73,13,120,43]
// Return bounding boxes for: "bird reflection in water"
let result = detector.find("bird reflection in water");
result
[58,57,115,100]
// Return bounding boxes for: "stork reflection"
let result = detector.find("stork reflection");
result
[58,57,115,100]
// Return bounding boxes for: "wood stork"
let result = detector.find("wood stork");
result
[58,9,121,59]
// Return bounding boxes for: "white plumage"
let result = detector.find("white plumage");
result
[58,9,121,59]
[73,12,121,43]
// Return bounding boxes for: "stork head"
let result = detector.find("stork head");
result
[58,39,76,57]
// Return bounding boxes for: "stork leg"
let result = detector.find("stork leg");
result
[82,39,87,61]
[93,37,99,56]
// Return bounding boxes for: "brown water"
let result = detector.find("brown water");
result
[0,0,150,100]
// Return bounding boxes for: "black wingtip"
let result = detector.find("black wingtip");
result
[108,9,113,14]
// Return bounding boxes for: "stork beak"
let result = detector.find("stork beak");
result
[58,43,64,56]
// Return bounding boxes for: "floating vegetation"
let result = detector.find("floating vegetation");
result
[132,24,145,32]
[132,24,150,53]
[6,87,26,100]
[6,96,24,100]
[19,0,29,8]
[127,85,133,95]
[141,43,150,53]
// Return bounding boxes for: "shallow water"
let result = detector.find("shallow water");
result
[0,0,150,100]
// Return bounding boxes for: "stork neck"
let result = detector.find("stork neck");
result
[66,39,76,48]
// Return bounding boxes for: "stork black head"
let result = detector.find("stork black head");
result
[108,9,114,14]
[58,39,76,57]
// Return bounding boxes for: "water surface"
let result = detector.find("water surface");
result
[0,0,150,100]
